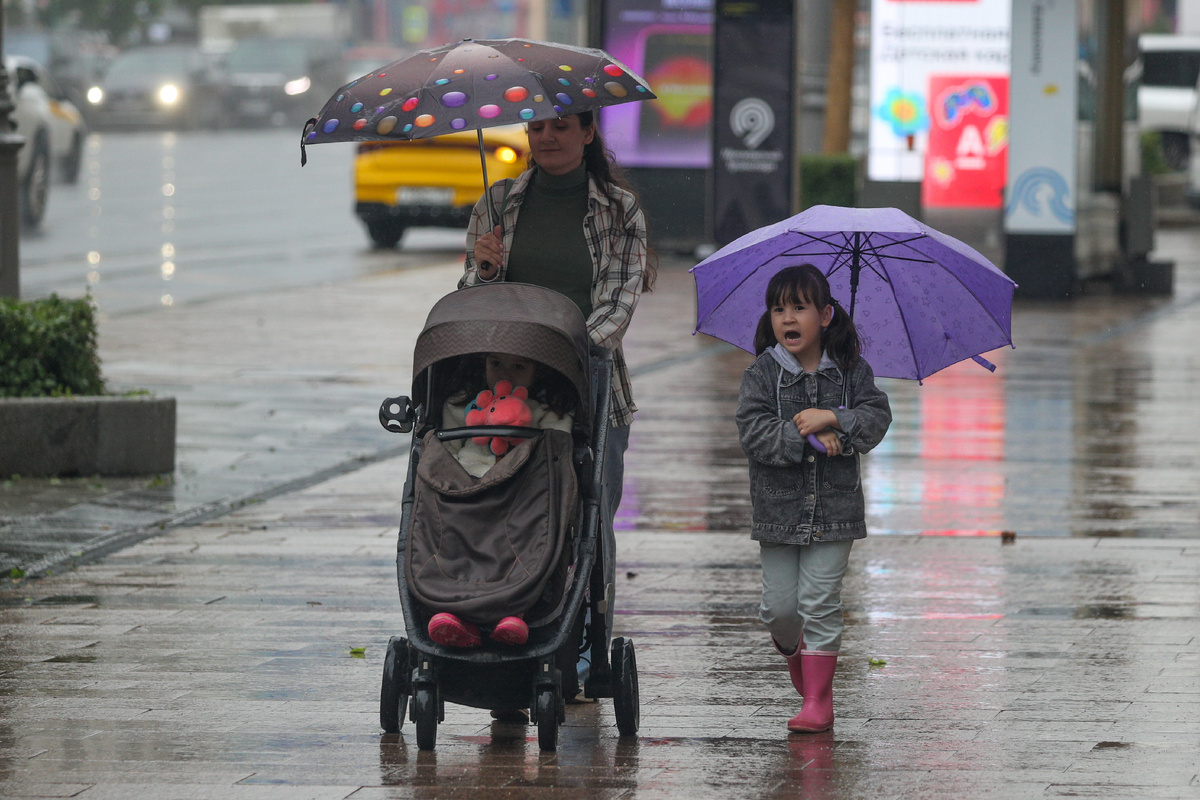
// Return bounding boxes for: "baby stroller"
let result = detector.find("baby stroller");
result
[377,282,640,751]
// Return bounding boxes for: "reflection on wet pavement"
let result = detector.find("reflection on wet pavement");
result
[0,456,1196,798]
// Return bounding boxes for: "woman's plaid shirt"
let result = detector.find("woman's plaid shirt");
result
[461,168,649,428]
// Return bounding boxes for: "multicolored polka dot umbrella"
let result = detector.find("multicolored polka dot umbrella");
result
[300,38,655,225]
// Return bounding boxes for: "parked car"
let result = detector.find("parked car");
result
[222,37,344,127]
[6,55,88,228]
[6,27,115,127]
[354,125,529,249]
[86,44,226,130]
[1138,33,1200,171]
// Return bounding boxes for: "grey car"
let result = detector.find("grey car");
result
[87,44,227,130]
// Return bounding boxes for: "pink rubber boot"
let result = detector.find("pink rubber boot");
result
[490,616,529,646]
[772,637,804,696]
[428,612,482,648]
[787,650,837,733]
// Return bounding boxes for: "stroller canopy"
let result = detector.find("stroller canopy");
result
[412,283,593,434]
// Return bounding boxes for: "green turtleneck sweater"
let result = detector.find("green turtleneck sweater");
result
[506,164,593,317]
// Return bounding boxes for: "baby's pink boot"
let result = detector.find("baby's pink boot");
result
[788,650,838,733]
[428,612,482,648]
[490,616,529,646]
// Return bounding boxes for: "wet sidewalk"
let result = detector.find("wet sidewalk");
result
[0,455,1197,799]
[3,219,1200,796]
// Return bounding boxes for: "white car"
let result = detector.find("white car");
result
[6,54,88,228]
[1138,34,1200,171]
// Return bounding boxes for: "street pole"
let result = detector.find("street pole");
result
[0,8,26,299]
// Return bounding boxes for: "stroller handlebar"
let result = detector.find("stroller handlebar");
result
[435,425,544,442]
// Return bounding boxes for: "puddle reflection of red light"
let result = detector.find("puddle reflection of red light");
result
[920,351,1007,535]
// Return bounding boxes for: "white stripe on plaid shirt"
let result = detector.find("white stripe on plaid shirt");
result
[461,168,648,427]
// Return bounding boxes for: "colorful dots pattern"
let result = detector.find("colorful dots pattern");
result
[308,40,655,144]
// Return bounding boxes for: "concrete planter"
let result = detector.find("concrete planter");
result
[0,395,175,477]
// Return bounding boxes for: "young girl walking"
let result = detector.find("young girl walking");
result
[734,264,892,733]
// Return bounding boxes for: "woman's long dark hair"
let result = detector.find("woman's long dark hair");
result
[752,264,861,371]
[527,110,658,292]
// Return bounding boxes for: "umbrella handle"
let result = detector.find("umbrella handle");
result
[805,406,846,455]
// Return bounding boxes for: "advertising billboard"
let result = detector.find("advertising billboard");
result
[923,75,1009,208]
[600,0,714,168]
[868,0,1011,194]
[1005,0,1077,234]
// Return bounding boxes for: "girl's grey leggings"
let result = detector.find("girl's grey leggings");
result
[759,540,853,653]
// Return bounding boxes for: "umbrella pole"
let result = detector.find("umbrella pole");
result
[848,231,860,321]
[477,129,498,231]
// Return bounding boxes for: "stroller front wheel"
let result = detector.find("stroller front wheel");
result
[380,636,410,734]
[535,687,559,751]
[413,686,438,750]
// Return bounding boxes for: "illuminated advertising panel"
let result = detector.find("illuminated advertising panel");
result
[923,75,1009,208]
[868,0,1011,192]
[601,0,714,168]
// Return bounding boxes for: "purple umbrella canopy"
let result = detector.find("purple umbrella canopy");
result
[302,38,655,145]
[691,205,1018,382]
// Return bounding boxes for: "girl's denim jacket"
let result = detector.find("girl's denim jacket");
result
[735,352,892,545]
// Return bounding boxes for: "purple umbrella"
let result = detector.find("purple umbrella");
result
[691,205,1017,383]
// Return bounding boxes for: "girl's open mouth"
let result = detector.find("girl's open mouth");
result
[785,331,801,341]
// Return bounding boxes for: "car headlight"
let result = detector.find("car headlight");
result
[284,76,311,96]
[158,84,180,105]
[87,86,104,105]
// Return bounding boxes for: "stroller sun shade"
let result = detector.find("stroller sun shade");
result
[411,283,593,435]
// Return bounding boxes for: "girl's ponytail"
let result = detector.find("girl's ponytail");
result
[822,298,861,372]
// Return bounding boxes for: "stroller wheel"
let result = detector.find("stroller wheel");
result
[535,687,559,751]
[380,637,410,734]
[413,685,438,751]
[610,637,639,737]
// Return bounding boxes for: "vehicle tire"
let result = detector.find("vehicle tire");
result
[535,687,559,751]
[379,636,410,734]
[60,131,83,185]
[413,685,438,751]
[610,637,639,737]
[366,218,406,249]
[20,133,50,229]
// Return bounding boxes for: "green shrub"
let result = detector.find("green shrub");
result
[800,153,859,210]
[0,294,105,398]
[1140,131,1171,176]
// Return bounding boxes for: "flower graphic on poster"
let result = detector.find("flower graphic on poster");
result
[877,88,929,139]
[930,157,955,187]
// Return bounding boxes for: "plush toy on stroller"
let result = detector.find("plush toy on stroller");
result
[378,282,640,751]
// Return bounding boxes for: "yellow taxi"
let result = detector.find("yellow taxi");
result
[354,124,529,248]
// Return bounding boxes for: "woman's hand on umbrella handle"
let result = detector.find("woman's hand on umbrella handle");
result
[475,226,503,281]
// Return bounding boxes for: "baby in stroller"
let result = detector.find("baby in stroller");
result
[440,352,575,480]
[427,351,576,649]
